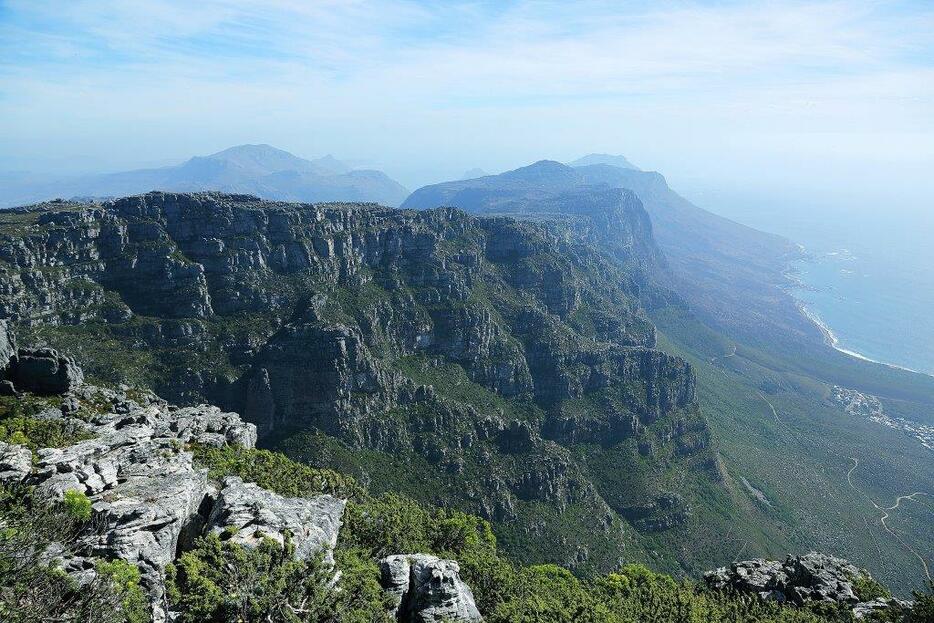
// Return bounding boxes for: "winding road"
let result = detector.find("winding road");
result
[846,457,931,581]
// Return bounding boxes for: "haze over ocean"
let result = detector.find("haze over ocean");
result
[702,195,934,377]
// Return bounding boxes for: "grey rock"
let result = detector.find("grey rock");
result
[0,380,16,396]
[26,387,258,623]
[10,347,84,395]
[208,476,345,563]
[705,552,871,608]
[853,598,911,619]
[0,440,32,483]
[380,554,482,622]
[0,319,15,374]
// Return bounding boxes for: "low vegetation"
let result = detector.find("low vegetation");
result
[2,437,933,622]
[178,444,934,623]
[0,394,93,452]
[0,484,147,623]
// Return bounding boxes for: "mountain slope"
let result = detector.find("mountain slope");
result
[402,158,934,593]
[0,191,774,578]
[0,144,409,208]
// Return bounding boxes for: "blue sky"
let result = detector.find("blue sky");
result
[1,0,933,220]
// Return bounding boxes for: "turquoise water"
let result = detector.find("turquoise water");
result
[703,199,934,377]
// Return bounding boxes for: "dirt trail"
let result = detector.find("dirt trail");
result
[708,344,736,366]
[847,457,931,581]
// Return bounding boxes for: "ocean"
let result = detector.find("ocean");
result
[701,197,934,378]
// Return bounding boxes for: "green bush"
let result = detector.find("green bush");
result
[167,533,392,623]
[96,559,150,623]
[907,582,934,623]
[63,489,92,521]
[0,484,143,623]
[851,572,891,601]
[191,444,363,499]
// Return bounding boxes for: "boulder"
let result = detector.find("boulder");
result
[0,440,31,483]
[853,598,912,619]
[207,476,345,563]
[379,554,482,622]
[705,552,876,609]
[10,347,84,395]
[0,380,16,396]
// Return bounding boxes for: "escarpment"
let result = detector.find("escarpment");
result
[0,192,714,572]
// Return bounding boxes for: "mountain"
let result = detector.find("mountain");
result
[403,158,934,398]
[0,332,912,622]
[403,159,934,593]
[461,167,488,179]
[404,159,807,344]
[0,191,743,577]
[0,144,409,208]
[570,153,640,170]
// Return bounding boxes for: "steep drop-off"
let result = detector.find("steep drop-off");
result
[0,191,721,574]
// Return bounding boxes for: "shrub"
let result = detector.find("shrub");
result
[191,444,363,499]
[167,533,392,623]
[63,489,92,521]
[851,572,891,601]
[95,559,150,623]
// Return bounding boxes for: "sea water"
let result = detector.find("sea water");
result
[703,197,934,377]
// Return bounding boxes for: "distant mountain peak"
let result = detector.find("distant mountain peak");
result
[0,144,408,207]
[502,160,576,180]
[197,144,316,176]
[461,168,488,180]
[570,153,639,171]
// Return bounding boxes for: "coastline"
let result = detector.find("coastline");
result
[793,288,933,379]
[782,242,934,379]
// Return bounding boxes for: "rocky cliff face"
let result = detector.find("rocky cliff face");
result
[0,192,713,572]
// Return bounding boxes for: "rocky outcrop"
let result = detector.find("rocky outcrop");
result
[704,552,902,614]
[14,387,255,622]
[0,380,350,623]
[380,554,482,622]
[7,347,84,395]
[208,476,345,563]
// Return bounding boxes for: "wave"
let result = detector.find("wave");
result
[796,302,931,377]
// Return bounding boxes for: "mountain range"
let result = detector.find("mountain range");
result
[0,147,931,619]
[0,144,410,208]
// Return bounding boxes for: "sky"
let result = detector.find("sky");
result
[1,0,933,221]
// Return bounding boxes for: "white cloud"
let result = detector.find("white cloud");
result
[0,0,932,196]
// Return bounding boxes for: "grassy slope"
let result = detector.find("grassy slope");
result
[652,306,934,596]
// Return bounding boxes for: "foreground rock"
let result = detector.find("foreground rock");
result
[0,439,31,483]
[0,378,354,623]
[0,336,84,395]
[18,387,257,622]
[380,554,482,622]
[705,552,909,615]
[208,476,346,563]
